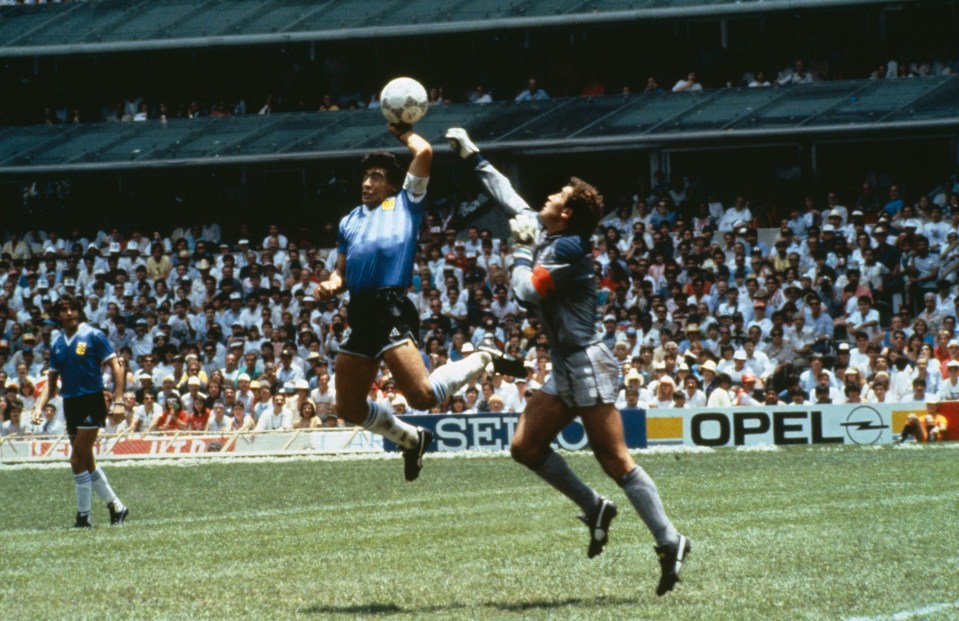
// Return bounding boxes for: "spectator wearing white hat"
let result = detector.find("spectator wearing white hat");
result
[180,376,204,413]
[823,191,848,225]
[649,375,677,409]
[699,359,719,398]
[615,368,651,410]
[236,373,254,411]
[937,359,959,400]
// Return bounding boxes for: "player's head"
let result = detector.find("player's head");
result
[53,294,86,326]
[542,177,604,240]
[359,151,405,206]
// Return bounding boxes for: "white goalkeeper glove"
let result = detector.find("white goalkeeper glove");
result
[509,214,539,245]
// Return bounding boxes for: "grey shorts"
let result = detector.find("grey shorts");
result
[540,342,619,408]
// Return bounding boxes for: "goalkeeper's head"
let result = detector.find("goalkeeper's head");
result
[560,177,604,240]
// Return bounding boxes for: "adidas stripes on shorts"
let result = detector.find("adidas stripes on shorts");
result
[64,392,108,436]
[340,287,421,360]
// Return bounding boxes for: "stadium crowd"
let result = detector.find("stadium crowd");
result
[28,53,958,128]
[1,171,958,440]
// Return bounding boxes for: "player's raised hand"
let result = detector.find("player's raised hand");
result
[388,122,414,140]
[510,214,539,245]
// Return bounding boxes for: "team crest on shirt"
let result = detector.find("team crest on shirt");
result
[75,342,87,356]
[381,198,396,210]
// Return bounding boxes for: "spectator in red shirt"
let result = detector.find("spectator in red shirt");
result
[149,395,188,432]
[188,397,210,431]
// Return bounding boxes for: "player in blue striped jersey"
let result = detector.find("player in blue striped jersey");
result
[317,124,491,481]
[32,295,129,528]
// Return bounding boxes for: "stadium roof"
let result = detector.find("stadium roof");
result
[0,0,908,58]
[1,76,957,176]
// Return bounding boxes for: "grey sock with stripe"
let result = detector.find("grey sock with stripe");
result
[618,465,679,547]
[532,449,601,514]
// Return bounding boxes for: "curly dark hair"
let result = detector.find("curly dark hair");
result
[564,177,605,240]
[52,294,86,321]
[359,151,405,187]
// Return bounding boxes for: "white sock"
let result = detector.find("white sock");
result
[89,467,123,510]
[429,352,491,403]
[363,402,419,449]
[75,472,92,516]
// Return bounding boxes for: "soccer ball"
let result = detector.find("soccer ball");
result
[379,77,428,125]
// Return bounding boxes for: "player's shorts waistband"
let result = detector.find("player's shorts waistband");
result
[350,287,406,303]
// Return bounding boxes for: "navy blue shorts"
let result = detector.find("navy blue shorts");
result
[64,392,107,436]
[340,288,420,360]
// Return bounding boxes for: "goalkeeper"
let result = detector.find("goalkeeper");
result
[445,128,691,597]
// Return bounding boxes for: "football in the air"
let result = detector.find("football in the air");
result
[379,77,428,125]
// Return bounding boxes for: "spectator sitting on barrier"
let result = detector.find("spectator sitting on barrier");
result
[844,384,864,404]
[938,359,959,400]
[810,384,831,405]
[188,397,209,431]
[486,394,505,413]
[150,394,188,431]
[447,395,468,414]
[230,402,254,431]
[133,392,161,432]
[293,399,320,429]
[706,373,733,407]
[650,375,676,408]
[763,386,784,406]
[927,399,949,441]
[256,393,292,431]
[206,403,231,433]
[1,399,26,437]
[734,372,762,406]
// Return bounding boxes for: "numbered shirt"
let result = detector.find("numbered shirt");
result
[49,322,116,399]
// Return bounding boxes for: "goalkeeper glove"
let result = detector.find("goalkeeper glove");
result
[510,214,539,245]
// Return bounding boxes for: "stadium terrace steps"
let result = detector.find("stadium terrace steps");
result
[0,76,957,175]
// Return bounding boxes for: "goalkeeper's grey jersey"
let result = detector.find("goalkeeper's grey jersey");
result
[521,233,601,354]
[473,156,600,353]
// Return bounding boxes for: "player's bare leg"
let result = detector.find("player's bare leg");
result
[335,350,420,447]
[511,392,619,557]
[383,340,490,479]
[581,403,689,595]
[383,340,490,411]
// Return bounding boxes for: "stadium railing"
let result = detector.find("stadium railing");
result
[2,76,957,176]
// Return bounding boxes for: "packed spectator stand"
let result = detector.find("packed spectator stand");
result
[2,168,959,442]
[1,0,957,444]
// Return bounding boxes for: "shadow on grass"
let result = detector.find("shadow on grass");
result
[304,594,638,616]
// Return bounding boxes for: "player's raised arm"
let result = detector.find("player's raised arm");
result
[445,127,537,221]
[389,123,432,192]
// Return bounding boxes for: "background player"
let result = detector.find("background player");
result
[445,127,690,596]
[316,123,491,480]
[33,295,129,528]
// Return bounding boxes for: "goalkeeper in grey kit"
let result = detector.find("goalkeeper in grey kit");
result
[445,128,691,596]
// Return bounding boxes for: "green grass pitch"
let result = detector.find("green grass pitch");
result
[2,445,957,621]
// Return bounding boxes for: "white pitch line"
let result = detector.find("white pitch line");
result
[846,600,959,621]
